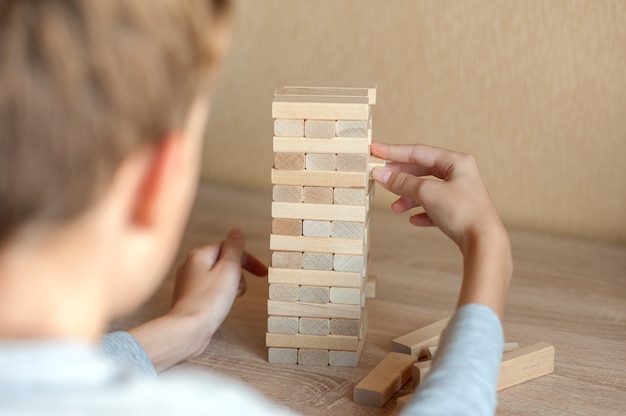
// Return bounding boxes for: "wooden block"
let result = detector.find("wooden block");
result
[272,185,303,203]
[367,156,387,178]
[336,120,369,138]
[366,274,376,298]
[267,300,361,319]
[390,317,451,358]
[298,318,330,335]
[269,284,299,302]
[498,342,555,390]
[271,251,303,269]
[271,235,363,255]
[268,267,361,288]
[330,287,361,305]
[333,188,365,206]
[329,350,358,367]
[274,119,304,137]
[406,343,554,392]
[275,87,370,101]
[272,202,366,222]
[353,352,417,407]
[396,394,413,411]
[266,332,358,351]
[305,120,335,138]
[331,221,363,238]
[336,153,368,172]
[272,169,369,188]
[267,316,299,334]
[274,136,369,154]
[305,153,336,171]
[280,82,377,104]
[274,153,305,170]
[411,361,433,389]
[298,349,329,366]
[272,219,302,236]
[426,346,437,360]
[302,253,334,270]
[272,95,370,120]
[268,347,298,364]
[299,286,330,304]
[303,186,334,204]
[333,254,364,272]
[302,220,331,237]
[330,318,360,336]
[504,342,520,352]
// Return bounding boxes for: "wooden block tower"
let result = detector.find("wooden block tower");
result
[267,83,381,366]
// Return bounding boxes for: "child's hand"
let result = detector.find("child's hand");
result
[371,142,512,317]
[128,228,267,372]
[170,228,267,341]
[371,142,504,255]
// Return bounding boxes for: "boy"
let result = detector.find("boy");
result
[0,0,512,414]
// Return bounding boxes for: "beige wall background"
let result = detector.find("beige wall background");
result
[202,0,626,243]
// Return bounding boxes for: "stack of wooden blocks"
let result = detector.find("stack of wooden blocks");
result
[266,83,382,367]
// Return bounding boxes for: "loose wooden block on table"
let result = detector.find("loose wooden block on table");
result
[272,218,302,236]
[268,267,362,288]
[390,317,451,358]
[272,185,303,203]
[411,361,433,389]
[266,332,358,351]
[272,202,366,222]
[304,120,336,138]
[299,286,330,304]
[274,119,304,137]
[274,153,305,170]
[305,153,336,171]
[298,349,329,366]
[268,284,299,302]
[396,394,413,412]
[302,252,334,270]
[274,136,370,154]
[272,169,367,188]
[268,347,298,364]
[267,300,361,320]
[270,235,364,256]
[272,95,371,121]
[267,316,299,335]
[353,352,417,407]
[298,317,330,335]
[498,342,555,390]
[271,251,302,269]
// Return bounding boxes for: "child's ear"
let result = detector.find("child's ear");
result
[132,134,185,228]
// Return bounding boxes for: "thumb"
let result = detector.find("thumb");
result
[218,228,246,267]
[372,166,430,204]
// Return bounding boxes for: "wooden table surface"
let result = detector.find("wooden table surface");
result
[111,184,626,415]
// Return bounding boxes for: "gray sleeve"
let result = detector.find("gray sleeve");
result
[101,331,157,377]
[401,303,504,416]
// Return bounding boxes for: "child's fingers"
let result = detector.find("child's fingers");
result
[409,212,435,227]
[371,142,455,180]
[372,166,435,204]
[216,228,246,271]
[241,251,268,277]
[390,196,421,214]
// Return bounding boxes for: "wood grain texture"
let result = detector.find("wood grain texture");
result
[274,136,370,154]
[353,352,417,407]
[279,83,376,104]
[302,220,331,238]
[302,253,333,271]
[299,318,330,336]
[266,332,358,351]
[298,349,330,366]
[390,317,451,358]
[304,120,336,138]
[272,218,302,236]
[274,119,304,137]
[272,185,303,203]
[305,153,336,171]
[267,299,361,320]
[272,95,370,120]
[274,153,305,170]
[336,120,369,138]
[333,188,365,206]
[303,186,334,205]
[111,185,626,415]
[272,169,367,188]
[299,286,330,304]
[270,235,364,256]
[268,267,361,288]
[271,251,302,269]
[272,202,366,222]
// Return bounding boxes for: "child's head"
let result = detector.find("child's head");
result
[0,0,231,247]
